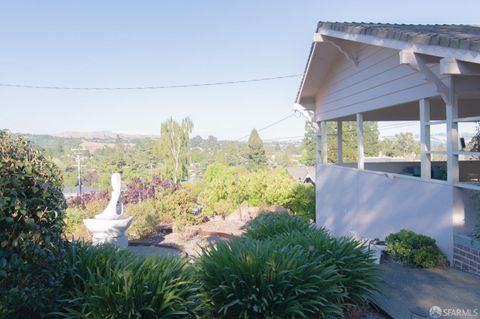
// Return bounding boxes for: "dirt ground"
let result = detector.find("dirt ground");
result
[129,215,249,257]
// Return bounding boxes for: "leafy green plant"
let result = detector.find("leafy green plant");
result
[287,184,316,221]
[0,130,67,318]
[63,207,90,236]
[244,212,311,240]
[274,230,380,312]
[126,198,162,239]
[385,229,446,268]
[55,242,202,318]
[198,165,316,220]
[64,199,108,238]
[263,168,296,206]
[244,213,380,313]
[163,189,197,232]
[197,238,344,319]
[212,199,235,217]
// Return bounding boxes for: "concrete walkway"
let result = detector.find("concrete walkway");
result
[375,260,480,319]
[127,245,180,258]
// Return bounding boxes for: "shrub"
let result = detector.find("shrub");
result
[263,168,296,206]
[199,164,240,216]
[197,238,344,319]
[212,199,235,217]
[55,242,202,318]
[244,212,311,240]
[64,199,108,239]
[164,189,197,232]
[126,198,162,239]
[385,229,446,268]
[198,164,316,221]
[123,176,178,205]
[274,230,380,311]
[67,191,108,208]
[241,170,268,206]
[287,184,316,221]
[63,207,91,238]
[0,130,67,318]
[244,213,380,313]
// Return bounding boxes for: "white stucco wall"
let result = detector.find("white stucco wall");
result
[316,164,455,261]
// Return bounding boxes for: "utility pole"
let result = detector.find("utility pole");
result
[75,154,83,199]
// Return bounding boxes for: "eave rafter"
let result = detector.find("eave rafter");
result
[313,33,359,66]
[399,50,450,103]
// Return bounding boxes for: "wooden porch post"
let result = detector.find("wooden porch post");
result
[357,113,364,170]
[315,123,322,163]
[420,99,431,179]
[320,120,328,164]
[446,79,459,183]
[337,121,343,164]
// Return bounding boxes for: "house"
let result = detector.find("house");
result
[295,22,480,267]
[285,166,316,184]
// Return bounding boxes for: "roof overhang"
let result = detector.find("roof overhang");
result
[295,26,480,116]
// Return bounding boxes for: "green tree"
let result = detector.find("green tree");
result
[214,142,246,167]
[380,132,420,159]
[327,121,380,163]
[470,123,480,152]
[246,129,267,170]
[157,117,193,184]
[280,144,296,167]
[299,122,316,166]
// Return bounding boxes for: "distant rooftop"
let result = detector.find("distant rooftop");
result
[317,22,480,52]
[285,166,315,184]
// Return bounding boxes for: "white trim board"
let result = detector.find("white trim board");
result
[315,29,480,64]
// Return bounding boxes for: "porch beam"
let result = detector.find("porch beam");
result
[357,113,364,170]
[337,121,343,164]
[446,78,459,183]
[419,99,431,179]
[440,57,480,75]
[399,50,450,103]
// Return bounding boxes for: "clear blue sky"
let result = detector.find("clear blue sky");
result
[1,0,479,140]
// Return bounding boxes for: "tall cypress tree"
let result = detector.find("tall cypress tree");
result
[471,123,480,152]
[246,128,267,170]
[299,121,316,166]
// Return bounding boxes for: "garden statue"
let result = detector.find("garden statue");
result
[84,173,133,248]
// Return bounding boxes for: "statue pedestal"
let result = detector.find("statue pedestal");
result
[92,234,128,247]
[84,216,133,248]
[83,173,133,249]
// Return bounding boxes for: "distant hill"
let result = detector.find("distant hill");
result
[53,131,119,139]
[52,131,158,140]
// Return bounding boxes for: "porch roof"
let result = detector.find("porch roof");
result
[295,22,480,121]
[316,22,480,53]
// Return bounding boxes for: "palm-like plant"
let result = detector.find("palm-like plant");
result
[197,238,344,319]
[54,242,202,319]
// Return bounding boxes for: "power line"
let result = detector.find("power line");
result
[236,113,298,141]
[0,74,302,91]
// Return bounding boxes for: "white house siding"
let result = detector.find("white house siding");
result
[314,45,449,121]
[316,164,455,261]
